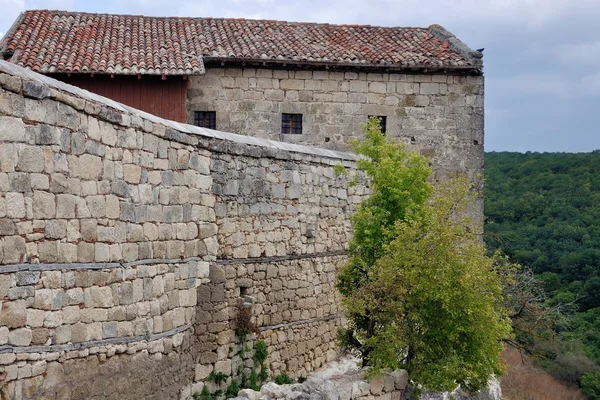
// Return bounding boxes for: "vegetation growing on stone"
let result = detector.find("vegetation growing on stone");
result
[337,118,511,393]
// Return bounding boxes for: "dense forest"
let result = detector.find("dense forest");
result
[485,151,600,394]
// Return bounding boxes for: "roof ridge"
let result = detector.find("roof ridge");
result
[22,9,429,31]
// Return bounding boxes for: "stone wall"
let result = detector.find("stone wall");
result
[0,61,370,399]
[186,67,484,182]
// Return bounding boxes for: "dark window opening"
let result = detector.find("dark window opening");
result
[282,113,303,134]
[194,111,216,129]
[369,115,387,134]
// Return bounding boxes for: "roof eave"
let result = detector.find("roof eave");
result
[203,57,482,74]
[0,12,24,57]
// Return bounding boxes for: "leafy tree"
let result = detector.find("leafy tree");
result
[337,117,432,364]
[582,372,600,400]
[337,119,511,393]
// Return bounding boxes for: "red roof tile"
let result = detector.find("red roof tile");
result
[0,10,480,76]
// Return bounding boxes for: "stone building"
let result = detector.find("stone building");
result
[0,10,486,400]
[1,10,484,179]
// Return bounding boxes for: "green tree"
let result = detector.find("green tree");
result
[582,371,600,399]
[337,120,511,393]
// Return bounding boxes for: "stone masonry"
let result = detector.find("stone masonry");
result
[0,61,372,399]
[186,67,484,182]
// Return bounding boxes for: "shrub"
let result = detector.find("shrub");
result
[274,372,294,385]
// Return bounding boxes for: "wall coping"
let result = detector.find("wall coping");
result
[0,60,360,162]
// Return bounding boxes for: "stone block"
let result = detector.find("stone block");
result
[41,271,61,289]
[1,235,26,264]
[77,242,95,262]
[0,301,26,328]
[102,321,118,338]
[66,287,84,305]
[23,80,50,100]
[0,116,26,142]
[8,327,32,346]
[85,286,113,308]
[38,241,58,263]
[0,274,12,298]
[56,194,76,218]
[214,359,232,375]
[8,286,34,300]
[0,326,8,345]
[45,220,67,239]
[16,146,45,172]
[55,324,72,344]
[9,172,31,193]
[71,323,88,342]
[123,164,142,184]
[79,154,103,180]
[5,192,25,218]
[33,191,56,219]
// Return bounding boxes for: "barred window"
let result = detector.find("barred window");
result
[282,113,303,134]
[369,115,387,135]
[194,111,216,129]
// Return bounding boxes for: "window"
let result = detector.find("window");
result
[369,115,387,135]
[194,111,216,129]
[281,113,303,134]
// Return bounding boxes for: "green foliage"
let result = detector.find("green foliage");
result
[337,122,510,393]
[582,372,600,399]
[225,379,240,398]
[207,371,229,385]
[258,366,269,383]
[484,151,600,386]
[334,164,348,177]
[197,385,213,400]
[485,151,600,310]
[337,117,432,300]
[297,376,307,383]
[274,372,294,385]
[248,369,260,391]
[253,340,268,364]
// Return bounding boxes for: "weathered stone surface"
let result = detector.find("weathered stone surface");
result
[16,146,45,172]
[0,301,27,328]
[8,327,32,346]
[22,80,51,100]
[16,271,39,286]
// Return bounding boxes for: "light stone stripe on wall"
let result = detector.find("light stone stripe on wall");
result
[0,257,208,273]
[259,313,343,332]
[0,324,191,354]
[214,250,347,265]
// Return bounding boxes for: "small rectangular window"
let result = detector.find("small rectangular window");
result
[282,113,302,134]
[194,111,216,129]
[369,115,387,135]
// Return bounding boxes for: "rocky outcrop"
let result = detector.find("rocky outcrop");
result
[230,356,407,400]
[229,356,501,400]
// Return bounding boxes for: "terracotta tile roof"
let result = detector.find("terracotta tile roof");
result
[0,10,480,76]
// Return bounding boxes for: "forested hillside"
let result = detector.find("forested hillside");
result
[485,151,600,395]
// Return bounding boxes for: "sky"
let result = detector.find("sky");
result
[0,0,599,153]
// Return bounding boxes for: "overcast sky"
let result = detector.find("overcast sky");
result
[0,0,599,153]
